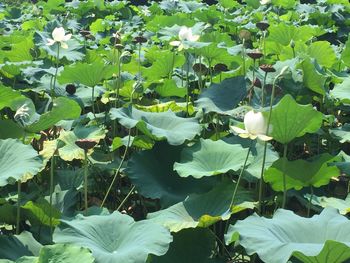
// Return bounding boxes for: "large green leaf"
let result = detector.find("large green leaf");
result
[330,77,350,104]
[3,244,95,263]
[26,97,81,133]
[174,139,252,178]
[304,194,350,215]
[58,61,115,87]
[341,36,350,67]
[0,85,34,112]
[195,76,246,114]
[264,153,340,191]
[329,124,350,143]
[307,41,337,68]
[144,50,185,81]
[225,208,350,263]
[0,139,43,186]
[147,180,254,232]
[22,198,60,227]
[292,240,350,263]
[0,120,24,139]
[269,95,323,144]
[299,58,327,96]
[152,228,215,263]
[53,212,172,263]
[125,142,215,207]
[36,244,94,263]
[110,106,201,146]
[0,231,42,260]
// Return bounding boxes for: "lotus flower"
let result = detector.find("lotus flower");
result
[46,27,72,49]
[230,110,272,141]
[170,26,199,51]
[260,0,271,5]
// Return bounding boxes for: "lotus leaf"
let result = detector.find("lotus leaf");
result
[53,212,172,263]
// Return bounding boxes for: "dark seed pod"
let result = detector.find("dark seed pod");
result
[65,84,76,95]
[133,36,147,44]
[80,30,91,38]
[256,21,270,31]
[214,63,229,73]
[253,78,262,88]
[260,64,276,73]
[75,139,97,151]
[115,44,124,50]
[192,63,208,75]
[247,49,263,60]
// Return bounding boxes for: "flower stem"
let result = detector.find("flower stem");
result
[229,145,251,211]
[185,52,190,116]
[91,86,96,118]
[117,185,135,211]
[282,144,288,209]
[101,129,132,207]
[16,180,21,235]
[49,154,55,235]
[51,45,60,98]
[83,150,89,215]
[307,185,314,217]
[258,69,279,214]
[262,71,267,107]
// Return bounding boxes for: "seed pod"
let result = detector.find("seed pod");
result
[260,64,276,73]
[214,63,229,73]
[247,49,263,60]
[256,21,270,31]
[115,44,124,51]
[75,139,97,151]
[192,63,208,75]
[253,78,262,88]
[65,84,76,95]
[239,30,251,41]
[133,36,147,44]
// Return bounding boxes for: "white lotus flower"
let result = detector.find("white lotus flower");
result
[230,110,272,141]
[46,27,72,49]
[260,0,271,5]
[170,26,199,51]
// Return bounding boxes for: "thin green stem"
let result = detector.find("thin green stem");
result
[307,186,314,217]
[51,45,60,98]
[208,58,213,84]
[229,145,251,210]
[16,180,21,235]
[49,154,55,235]
[248,59,256,103]
[117,185,135,211]
[242,39,246,77]
[258,143,267,215]
[84,150,89,215]
[185,52,190,116]
[208,228,232,260]
[262,72,267,107]
[138,43,142,80]
[100,129,132,207]
[282,144,288,209]
[258,69,279,215]
[91,86,96,118]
